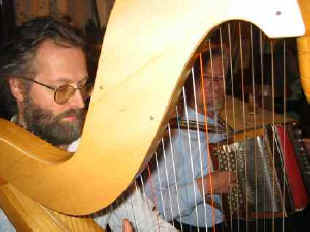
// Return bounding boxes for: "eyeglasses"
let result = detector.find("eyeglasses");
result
[202,76,225,85]
[16,76,93,105]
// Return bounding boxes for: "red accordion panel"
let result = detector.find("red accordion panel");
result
[275,125,309,210]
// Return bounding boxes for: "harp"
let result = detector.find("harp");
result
[141,20,310,230]
[0,0,307,231]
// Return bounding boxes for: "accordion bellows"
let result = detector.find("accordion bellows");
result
[210,122,310,220]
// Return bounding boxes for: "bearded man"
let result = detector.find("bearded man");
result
[0,16,177,232]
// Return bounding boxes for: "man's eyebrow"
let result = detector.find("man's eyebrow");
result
[54,78,71,84]
[55,76,89,85]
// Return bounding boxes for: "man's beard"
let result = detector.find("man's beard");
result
[22,95,86,146]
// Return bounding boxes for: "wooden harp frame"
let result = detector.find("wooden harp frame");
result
[0,0,305,216]
[297,0,310,103]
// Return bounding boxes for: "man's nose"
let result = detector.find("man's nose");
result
[68,89,85,109]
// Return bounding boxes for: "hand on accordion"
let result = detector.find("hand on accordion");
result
[196,171,237,195]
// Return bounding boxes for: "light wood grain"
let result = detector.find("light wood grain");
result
[0,183,104,231]
[297,0,310,103]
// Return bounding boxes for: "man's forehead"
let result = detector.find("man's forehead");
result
[33,40,87,82]
[193,49,228,73]
[205,55,226,70]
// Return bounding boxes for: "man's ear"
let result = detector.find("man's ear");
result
[8,78,25,103]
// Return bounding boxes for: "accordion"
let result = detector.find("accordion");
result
[210,121,310,221]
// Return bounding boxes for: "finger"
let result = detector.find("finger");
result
[122,219,133,232]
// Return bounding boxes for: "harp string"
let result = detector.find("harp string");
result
[154,151,168,220]
[138,175,163,232]
[174,105,186,229]
[167,121,184,227]
[220,24,231,155]
[282,39,287,231]
[259,28,267,232]
[250,23,259,232]
[160,137,174,222]
[144,161,163,229]
[206,35,232,230]
[181,86,203,229]
[199,45,216,229]
[238,21,246,230]
[270,39,276,232]
[133,181,141,231]
[219,26,235,232]
[215,27,231,232]
[227,22,237,231]
[190,67,210,229]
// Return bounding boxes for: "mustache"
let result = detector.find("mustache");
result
[55,109,86,121]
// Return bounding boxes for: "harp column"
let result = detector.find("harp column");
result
[297,0,310,103]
